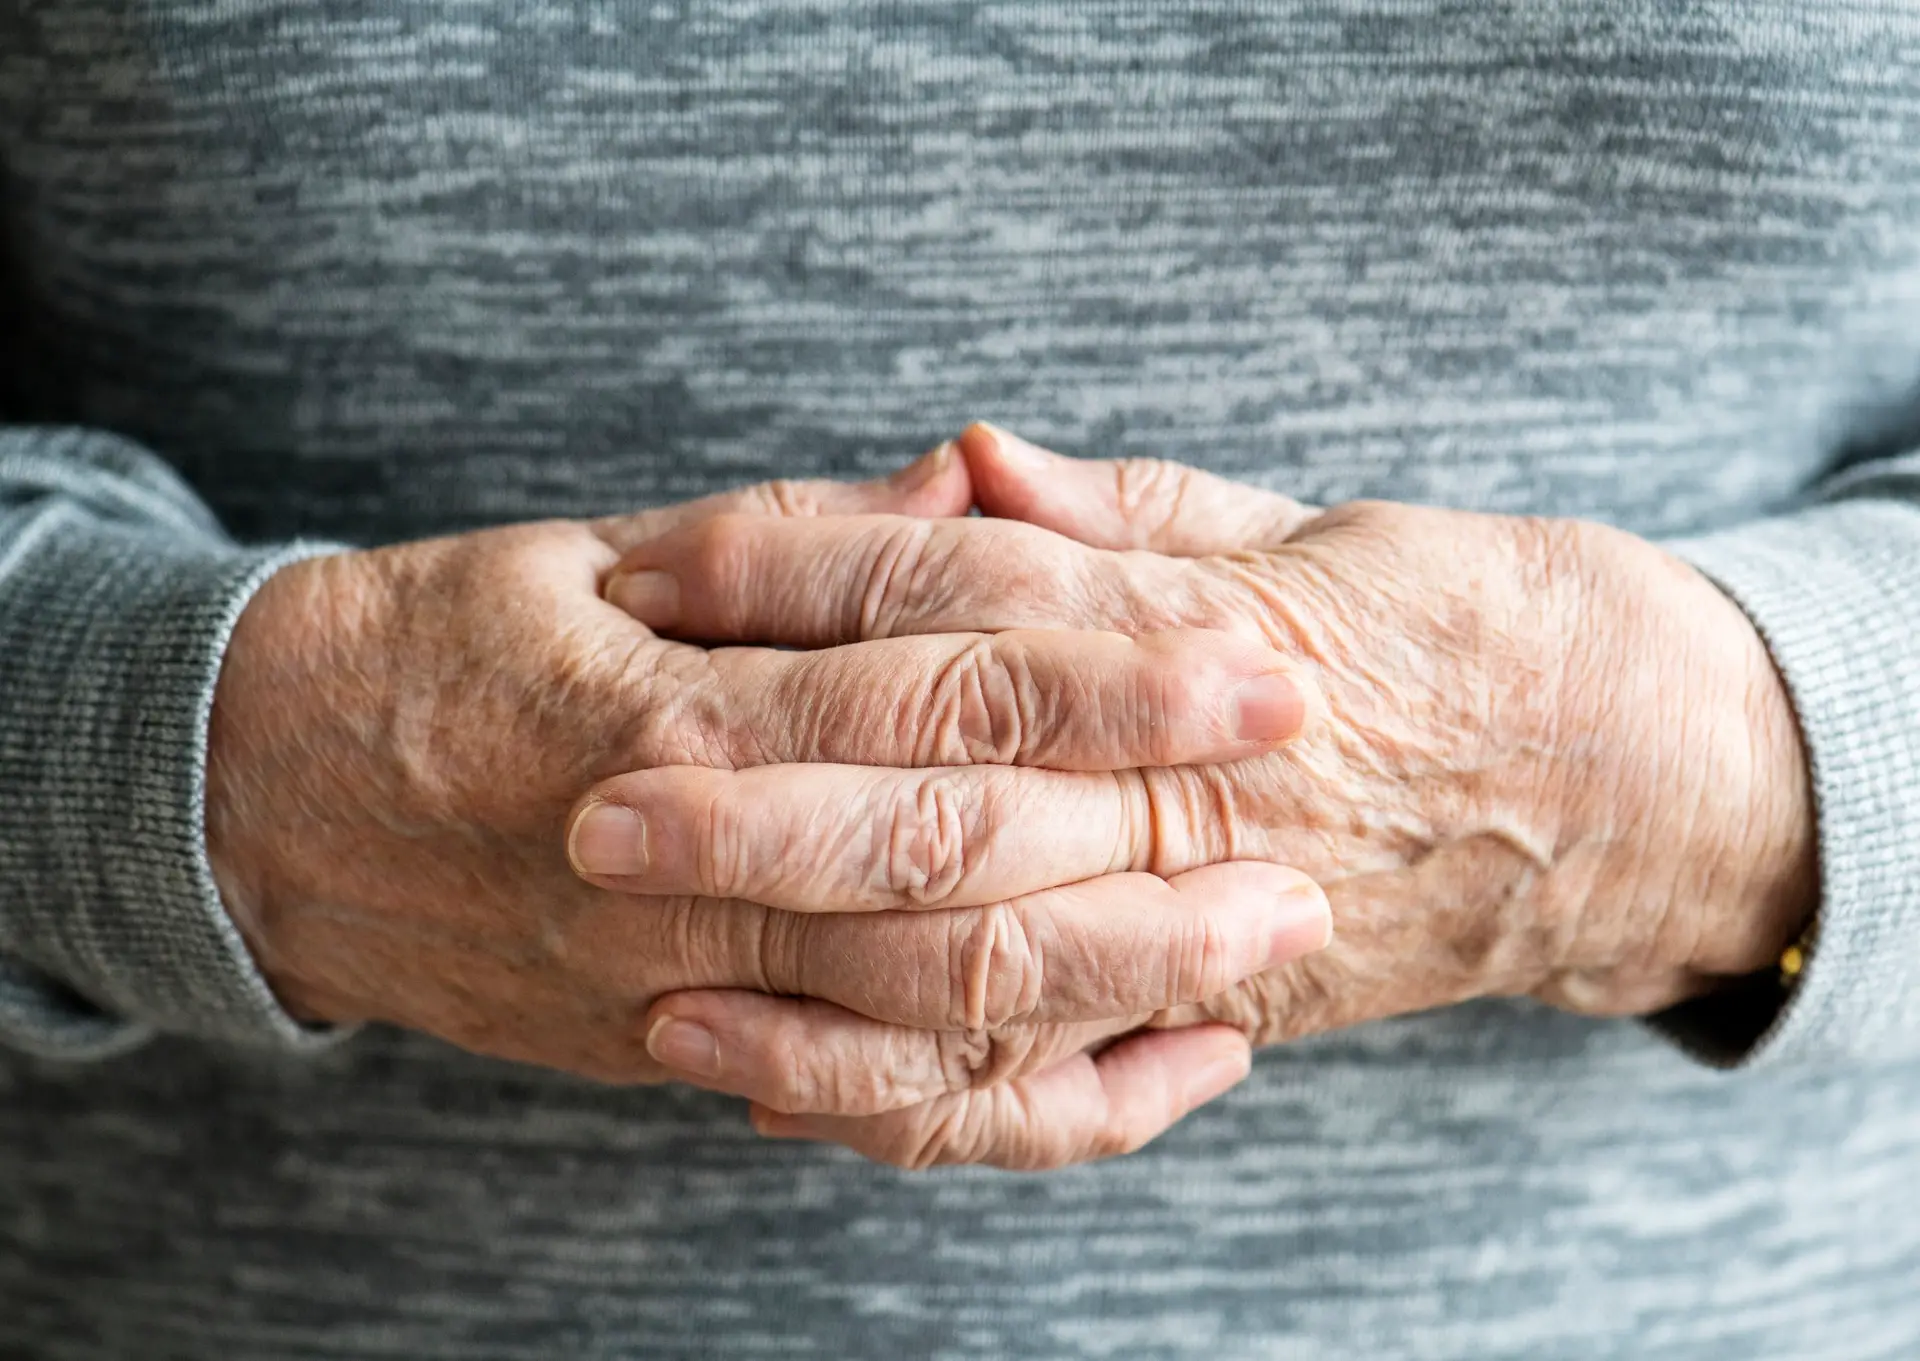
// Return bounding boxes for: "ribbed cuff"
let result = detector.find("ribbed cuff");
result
[1658,501,1920,1067]
[0,510,347,1054]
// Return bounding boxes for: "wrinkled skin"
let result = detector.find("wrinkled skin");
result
[208,447,1333,1164]
[612,424,1818,1169]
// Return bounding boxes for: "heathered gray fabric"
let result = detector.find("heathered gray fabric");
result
[3,1,1920,1356]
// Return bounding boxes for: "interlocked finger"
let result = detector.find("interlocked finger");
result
[750,1024,1257,1171]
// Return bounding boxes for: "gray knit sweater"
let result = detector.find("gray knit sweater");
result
[4,2,1920,1357]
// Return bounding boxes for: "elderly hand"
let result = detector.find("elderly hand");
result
[208,447,1332,1165]
[609,425,1818,1169]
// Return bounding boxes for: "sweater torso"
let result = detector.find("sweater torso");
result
[3,4,1920,1358]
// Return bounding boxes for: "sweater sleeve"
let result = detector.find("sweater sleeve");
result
[0,425,344,1058]
[1658,449,1920,1068]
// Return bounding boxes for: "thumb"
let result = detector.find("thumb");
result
[957,422,1315,556]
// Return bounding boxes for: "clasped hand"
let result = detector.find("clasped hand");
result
[211,426,1815,1172]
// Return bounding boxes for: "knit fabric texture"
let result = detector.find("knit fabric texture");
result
[3,2,1920,1357]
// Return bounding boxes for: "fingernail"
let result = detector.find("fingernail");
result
[1234,673,1306,743]
[978,422,1050,468]
[890,439,955,491]
[605,570,680,629]
[1266,878,1334,966]
[1183,1049,1252,1109]
[568,802,649,876]
[646,1016,720,1078]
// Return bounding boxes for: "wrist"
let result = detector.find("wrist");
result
[204,549,378,1016]
[1548,529,1817,995]
[1729,624,1821,965]
[1678,552,1821,979]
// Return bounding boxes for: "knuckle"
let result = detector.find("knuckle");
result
[696,784,753,899]
[856,519,936,639]
[615,650,742,769]
[672,893,783,988]
[933,1026,1043,1095]
[761,1027,926,1116]
[646,894,719,984]
[763,1030,827,1113]
[1130,658,1199,767]
[752,904,806,995]
[921,637,1032,765]
[627,699,736,770]
[1112,457,1193,542]
[1134,765,1235,875]
[946,903,1044,1030]
[741,478,827,518]
[1111,768,1158,874]
[883,774,974,906]
[679,513,763,617]
[1500,514,1607,631]
[1167,910,1241,1004]
[1269,497,1315,540]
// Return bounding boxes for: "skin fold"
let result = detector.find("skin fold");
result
[606,424,1819,1170]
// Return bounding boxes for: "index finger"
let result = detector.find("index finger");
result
[606,513,1232,647]
[569,761,1145,912]
[587,442,971,554]
[636,626,1312,773]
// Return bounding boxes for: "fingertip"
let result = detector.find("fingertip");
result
[1259,864,1335,956]
[1166,860,1333,967]
[1231,670,1308,745]
[879,439,975,517]
[965,424,1177,556]
[888,439,957,491]
[1231,661,1324,750]
[958,422,1075,523]
[1132,630,1320,758]
[605,568,681,630]
[566,799,649,879]
[1257,867,1334,962]
[956,421,1010,467]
